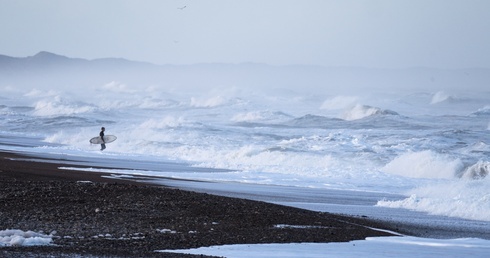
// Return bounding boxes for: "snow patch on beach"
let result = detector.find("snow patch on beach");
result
[161,236,490,258]
[0,229,54,246]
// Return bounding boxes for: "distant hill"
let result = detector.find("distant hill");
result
[1,51,489,93]
[0,51,152,69]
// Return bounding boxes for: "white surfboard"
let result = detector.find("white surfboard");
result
[90,135,117,144]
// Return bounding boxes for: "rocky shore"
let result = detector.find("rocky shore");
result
[0,152,396,257]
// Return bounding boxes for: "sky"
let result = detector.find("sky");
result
[1,0,490,68]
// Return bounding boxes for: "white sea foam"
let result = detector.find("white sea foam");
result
[341,104,395,121]
[102,81,136,93]
[232,111,269,122]
[472,105,490,117]
[190,95,228,108]
[32,98,95,116]
[231,111,292,123]
[138,97,179,109]
[24,88,59,98]
[139,117,186,129]
[0,229,53,246]
[430,91,453,104]
[2,79,490,223]
[377,178,490,221]
[3,63,490,258]
[381,150,463,179]
[461,161,490,179]
[320,95,359,110]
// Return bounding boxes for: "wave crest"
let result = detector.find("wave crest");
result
[139,117,186,129]
[102,81,136,93]
[430,91,454,104]
[320,96,359,110]
[285,114,343,128]
[190,96,228,108]
[382,150,463,179]
[461,161,490,180]
[342,104,398,121]
[33,99,95,116]
[471,106,490,117]
[232,111,292,123]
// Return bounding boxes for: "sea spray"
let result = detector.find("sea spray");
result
[461,161,490,180]
[377,178,490,221]
[2,82,490,222]
[381,150,464,179]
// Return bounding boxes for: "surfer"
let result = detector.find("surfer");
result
[89,129,116,147]
[100,127,106,151]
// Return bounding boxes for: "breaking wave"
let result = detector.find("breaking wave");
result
[342,104,398,121]
[102,81,136,93]
[33,99,95,116]
[381,150,463,179]
[461,161,490,180]
[232,111,292,123]
[189,96,245,108]
[320,96,359,110]
[471,106,490,117]
[284,114,343,128]
[139,117,187,129]
[430,91,454,104]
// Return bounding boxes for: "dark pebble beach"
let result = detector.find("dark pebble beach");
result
[0,151,397,257]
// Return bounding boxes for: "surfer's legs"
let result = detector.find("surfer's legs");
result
[101,143,106,151]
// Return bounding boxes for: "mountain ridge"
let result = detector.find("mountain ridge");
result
[1,51,489,93]
[0,51,155,69]
[3,51,490,71]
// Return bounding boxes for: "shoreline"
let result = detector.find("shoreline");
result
[0,151,397,257]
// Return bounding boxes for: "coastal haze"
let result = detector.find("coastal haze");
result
[1,0,490,257]
[1,51,490,255]
[1,1,490,68]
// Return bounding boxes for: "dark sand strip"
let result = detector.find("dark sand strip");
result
[0,151,396,257]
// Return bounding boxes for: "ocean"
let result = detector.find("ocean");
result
[1,80,489,222]
[1,56,490,255]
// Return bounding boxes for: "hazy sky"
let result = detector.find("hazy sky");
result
[1,0,489,68]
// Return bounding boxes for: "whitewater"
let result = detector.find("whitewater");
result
[1,75,490,256]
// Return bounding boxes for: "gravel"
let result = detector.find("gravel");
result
[0,152,396,257]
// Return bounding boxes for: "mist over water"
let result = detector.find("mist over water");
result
[1,53,490,221]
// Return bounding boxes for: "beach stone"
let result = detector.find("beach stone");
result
[0,152,396,257]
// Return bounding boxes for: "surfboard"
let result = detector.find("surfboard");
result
[90,135,117,144]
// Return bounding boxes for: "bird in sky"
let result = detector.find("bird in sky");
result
[177,6,186,10]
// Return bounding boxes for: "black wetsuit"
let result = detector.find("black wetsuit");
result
[100,130,106,150]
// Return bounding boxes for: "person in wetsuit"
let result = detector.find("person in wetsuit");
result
[100,127,106,151]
